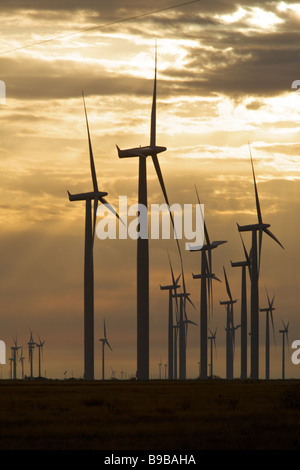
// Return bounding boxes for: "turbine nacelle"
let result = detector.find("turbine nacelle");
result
[116,144,166,159]
[237,222,270,232]
[220,299,238,306]
[67,190,108,201]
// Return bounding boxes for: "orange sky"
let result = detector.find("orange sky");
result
[0,0,299,380]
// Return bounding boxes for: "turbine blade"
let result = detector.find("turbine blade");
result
[239,230,251,266]
[271,293,275,308]
[151,154,181,260]
[270,311,276,347]
[167,251,176,286]
[104,320,107,341]
[249,142,262,225]
[167,251,179,318]
[264,227,284,250]
[187,295,196,310]
[258,227,263,275]
[92,195,99,248]
[99,197,125,226]
[150,42,157,148]
[82,91,98,193]
[223,267,232,302]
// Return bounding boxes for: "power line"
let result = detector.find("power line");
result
[0,0,202,56]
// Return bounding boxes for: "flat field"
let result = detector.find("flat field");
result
[0,379,300,450]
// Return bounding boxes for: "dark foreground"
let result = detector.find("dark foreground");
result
[0,379,300,450]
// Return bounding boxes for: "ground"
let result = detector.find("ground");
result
[0,379,300,450]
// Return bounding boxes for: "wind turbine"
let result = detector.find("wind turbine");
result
[231,232,252,379]
[35,335,45,378]
[116,44,174,380]
[208,328,217,378]
[68,93,121,380]
[220,267,238,379]
[172,277,196,380]
[28,330,35,378]
[190,187,226,379]
[237,144,284,380]
[19,347,25,379]
[260,290,276,380]
[160,253,181,379]
[279,321,289,379]
[99,319,112,380]
[11,336,21,380]
[158,360,162,379]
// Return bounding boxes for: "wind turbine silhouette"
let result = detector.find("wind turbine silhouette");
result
[260,290,276,380]
[116,44,174,380]
[208,328,217,378]
[19,347,25,379]
[28,330,35,379]
[238,144,284,380]
[231,232,252,379]
[172,267,196,380]
[190,187,226,379]
[160,253,181,380]
[68,93,121,380]
[35,334,45,378]
[220,267,238,380]
[279,320,289,380]
[99,319,112,380]
[11,336,21,380]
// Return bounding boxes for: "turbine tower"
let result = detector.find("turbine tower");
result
[99,319,112,380]
[35,334,45,378]
[219,267,238,379]
[116,45,174,380]
[237,144,284,380]
[230,232,251,379]
[260,290,276,380]
[208,328,217,378]
[160,253,181,380]
[279,320,289,380]
[190,187,226,379]
[68,94,121,380]
[28,330,35,379]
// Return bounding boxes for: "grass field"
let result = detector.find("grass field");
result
[0,379,300,450]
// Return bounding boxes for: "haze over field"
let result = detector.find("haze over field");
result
[0,0,299,380]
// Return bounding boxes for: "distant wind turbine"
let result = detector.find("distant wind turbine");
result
[231,232,252,379]
[237,144,284,380]
[208,328,217,378]
[160,252,181,380]
[19,347,25,379]
[28,330,35,379]
[172,282,196,380]
[220,267,238,379]
[11,336,21,380]
[260,290,276,380]
[116,44,174,380]
[99,319,112,380]
[190,187,226,379]
[35,334,45,378]
[279,321,289,380]
[68,93,121,380]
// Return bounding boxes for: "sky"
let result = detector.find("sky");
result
[0,0,299,380]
